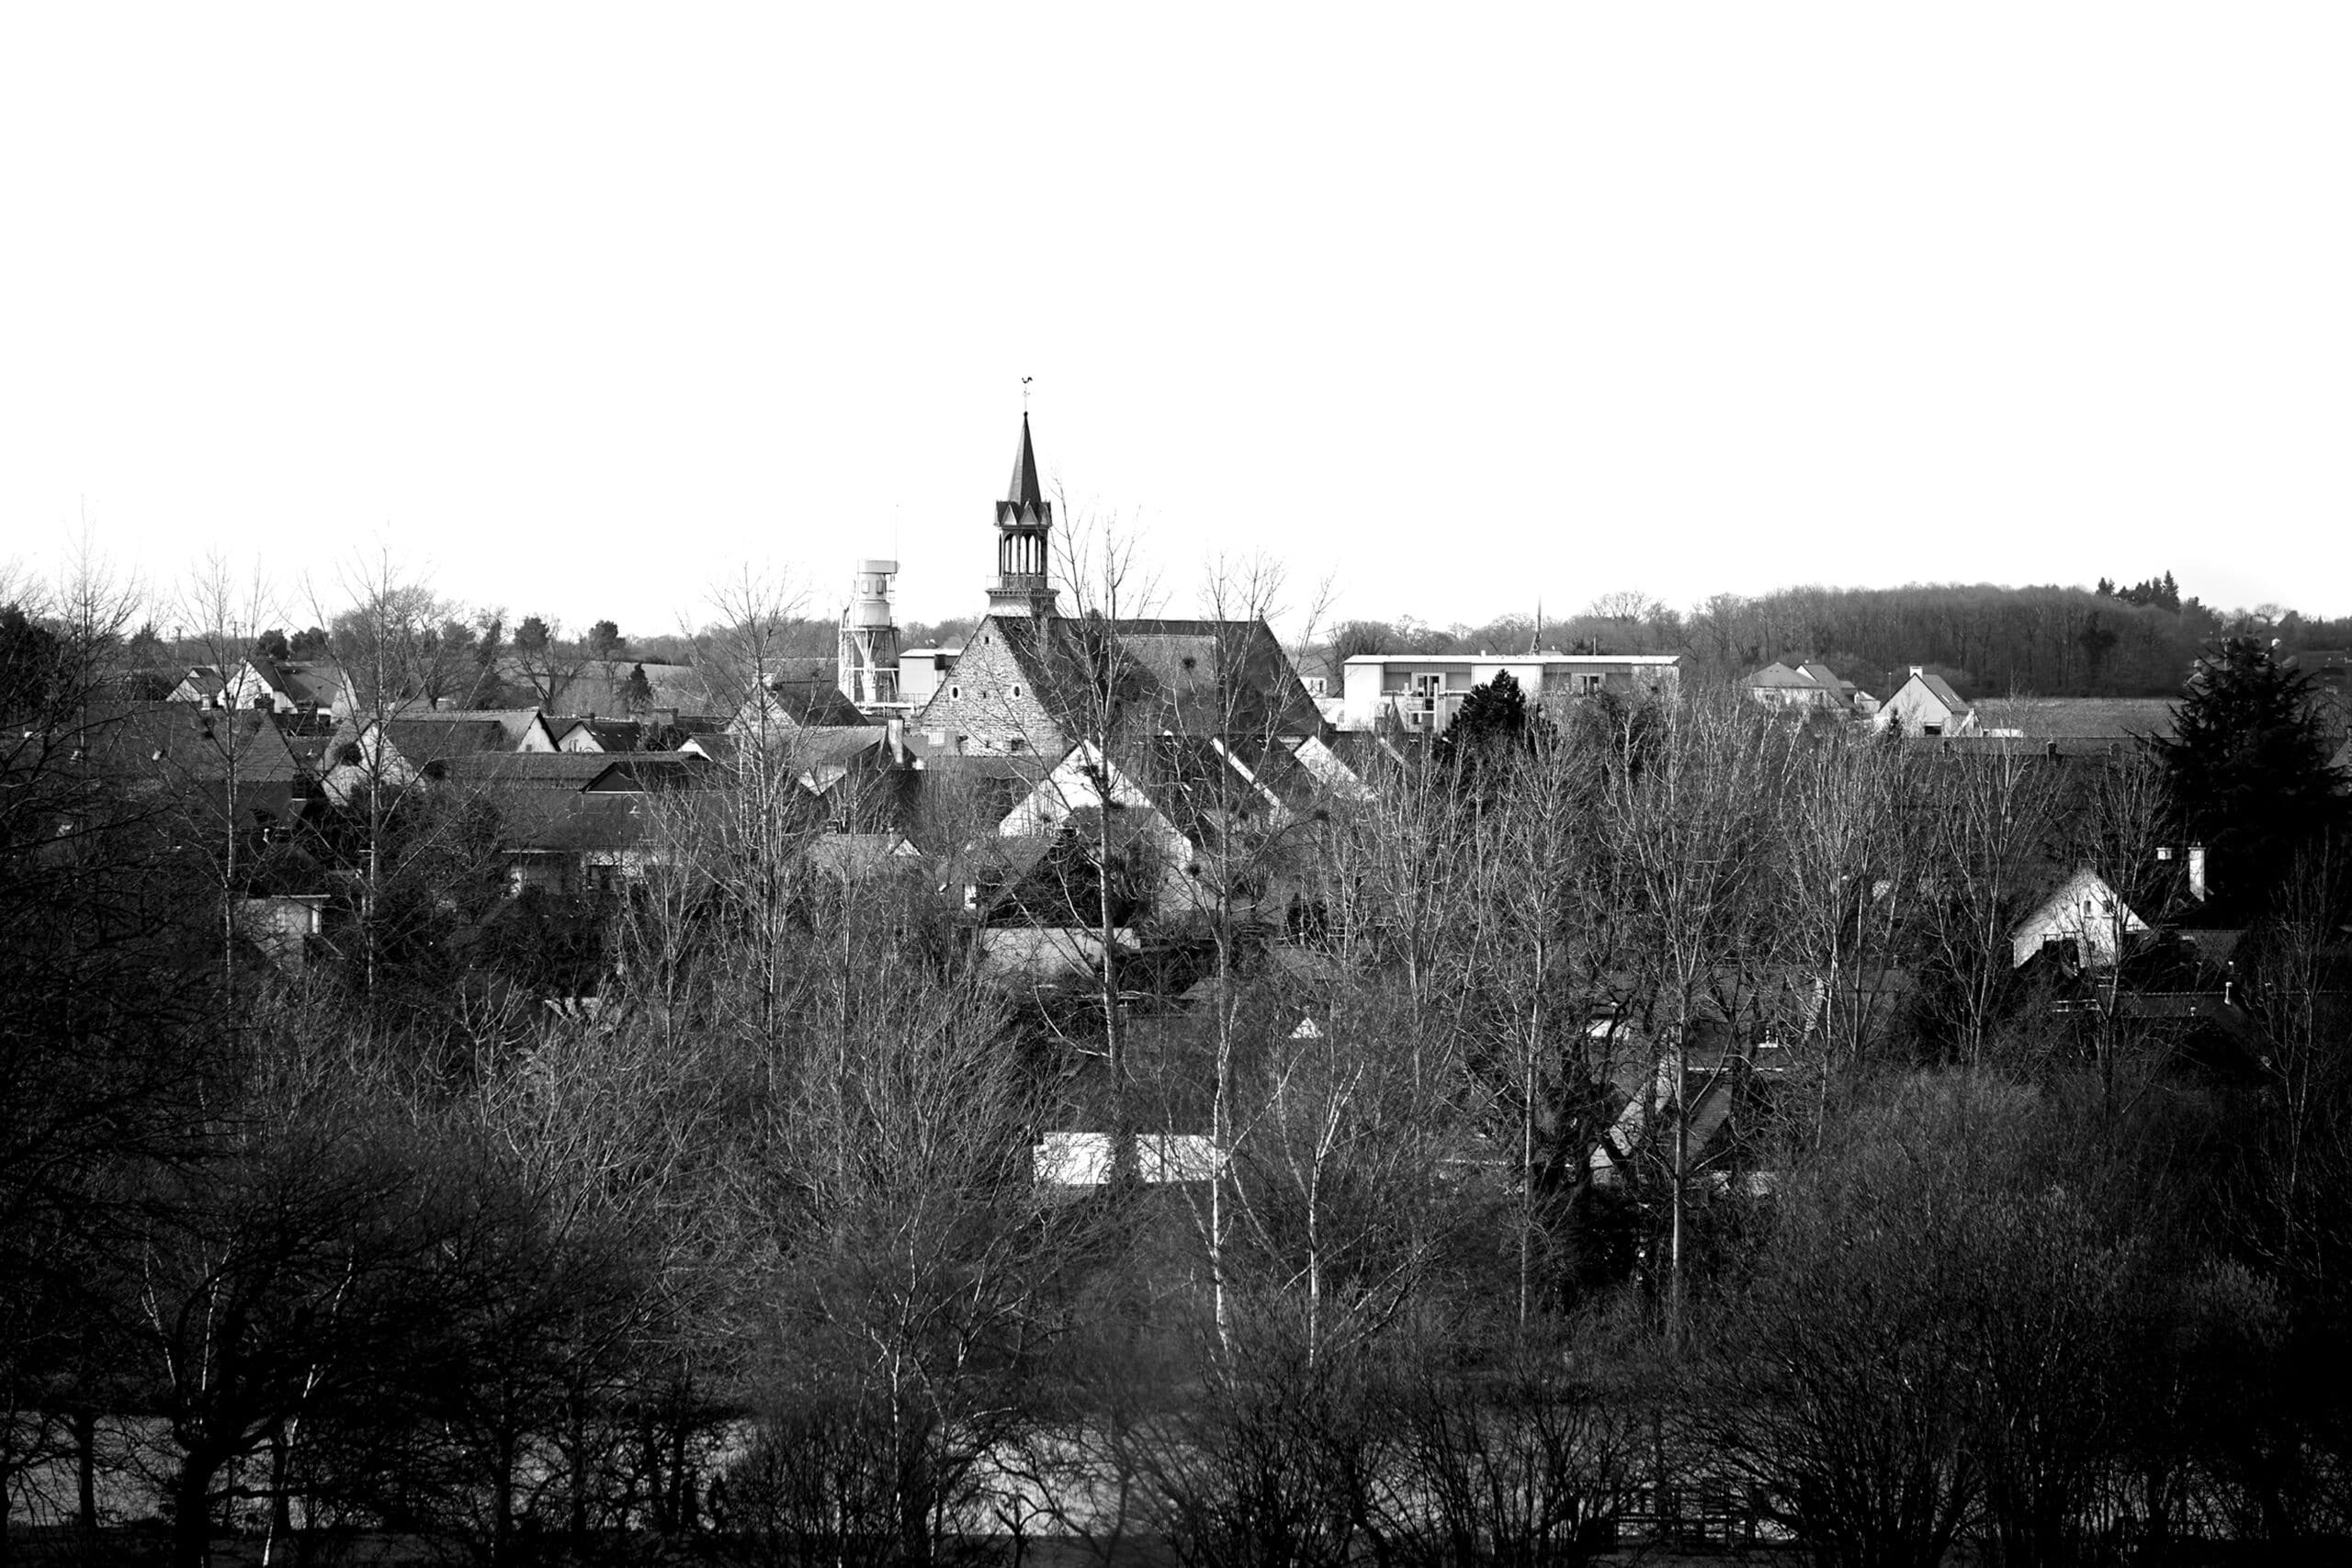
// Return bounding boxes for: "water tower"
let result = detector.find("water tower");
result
[838,558,901,709]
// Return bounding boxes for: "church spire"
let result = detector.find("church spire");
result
[988,412,1058,616]
[1006,411,1046,511]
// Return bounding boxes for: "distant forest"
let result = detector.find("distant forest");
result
[154,573,2346,708]
[1329,574,2352,700]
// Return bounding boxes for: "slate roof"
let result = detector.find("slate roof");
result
[1212,732,1325,817]
[77,703,305,784]
[61,704,307,830]
[581,753,715,793]
[250,659,347,707]
[734,664,870,730]
[1917,671,1972,714]
[493,791,661,853]
[378,716,524,765]
[988,615,1324,739]
[1972,698,2177,739]
[442,752,631,790]
[1006,411,1046,511]
[556,716,643,750]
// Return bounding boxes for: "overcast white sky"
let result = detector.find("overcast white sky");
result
[4,5,2346,638]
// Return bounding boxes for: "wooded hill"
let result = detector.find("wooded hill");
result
[1331,579,2352,700]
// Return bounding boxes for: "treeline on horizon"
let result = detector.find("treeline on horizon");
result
[1335,576,2352,699]
[98,552,2352,709]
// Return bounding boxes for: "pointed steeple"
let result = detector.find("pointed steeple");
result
[988,412,1058,616]
[1005,411,1046,511]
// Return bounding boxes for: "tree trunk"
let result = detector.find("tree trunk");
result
[74,1409,97,1546]
[171,1458,217,1568]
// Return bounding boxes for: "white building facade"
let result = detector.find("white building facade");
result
[1339,652,1684,735]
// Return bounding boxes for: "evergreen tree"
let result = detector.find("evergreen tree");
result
[1435,670,1533,780]
[2155,637,2347,916]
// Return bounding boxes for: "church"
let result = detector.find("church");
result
[896,414,1325,759]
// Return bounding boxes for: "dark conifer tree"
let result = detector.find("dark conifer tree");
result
[2155,637,2348,916]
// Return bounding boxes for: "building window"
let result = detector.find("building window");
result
[1011,684,1022,698]
[949,684,962,700]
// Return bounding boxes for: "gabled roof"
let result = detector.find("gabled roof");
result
[984,615,1324,739]
[246,659,347,707]
[556,715,644,750]
[581,753,714,793]
[378,716,522,765]
[492,791,660,853]
[1917,671,1971,713]
[1214,732,1327,817]
[1130,734,1271,847]
[732,663,869,732]
[77,702,305,785]
[442,751,633,790]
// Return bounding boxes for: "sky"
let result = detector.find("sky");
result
[4,5,2347,640]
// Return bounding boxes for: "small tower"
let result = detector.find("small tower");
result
[838,558,902,709]
[987,412,1059,617]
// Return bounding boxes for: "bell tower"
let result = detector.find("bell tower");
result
[987,412,1059,617]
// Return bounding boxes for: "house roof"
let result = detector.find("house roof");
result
[734,665,870,730]
[555,715,645,750]
[442,751,632,790]
[78,702,306,785]
[1917,671,1971,713]
[808,831,920,881]
[1214,732,1327,817]
[377,716,524,765]
[1972,697,2177,739]
[492,790,659,853]
[581,753,714,793]
[988,615,1325,739]
[249,659,346,707]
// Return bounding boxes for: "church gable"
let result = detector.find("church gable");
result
[910,619,1064,753]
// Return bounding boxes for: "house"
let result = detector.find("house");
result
[1873,667,1977,737]
[728,663,870,738]
[224,658,351,716]
[1033,1131,1223,1189]
[232,894,331,973]
[2010,867,2151,969]
[1340,650,1683,735]
[1589,1043,1788,1200]
[317,714,570,805]
[78,703,311,836]
[896,647,961,708]
[394,707,560,750]
[552,716,646,752]
[1743,660,1855,714]
[493,791,671,895]
[167,665,229,705]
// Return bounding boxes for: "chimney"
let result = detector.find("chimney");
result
[885,716,907,763]
[2188,845,2208,902]
[1909,665,1924,679]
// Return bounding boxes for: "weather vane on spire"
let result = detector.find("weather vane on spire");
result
[1022,375,1033,412]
